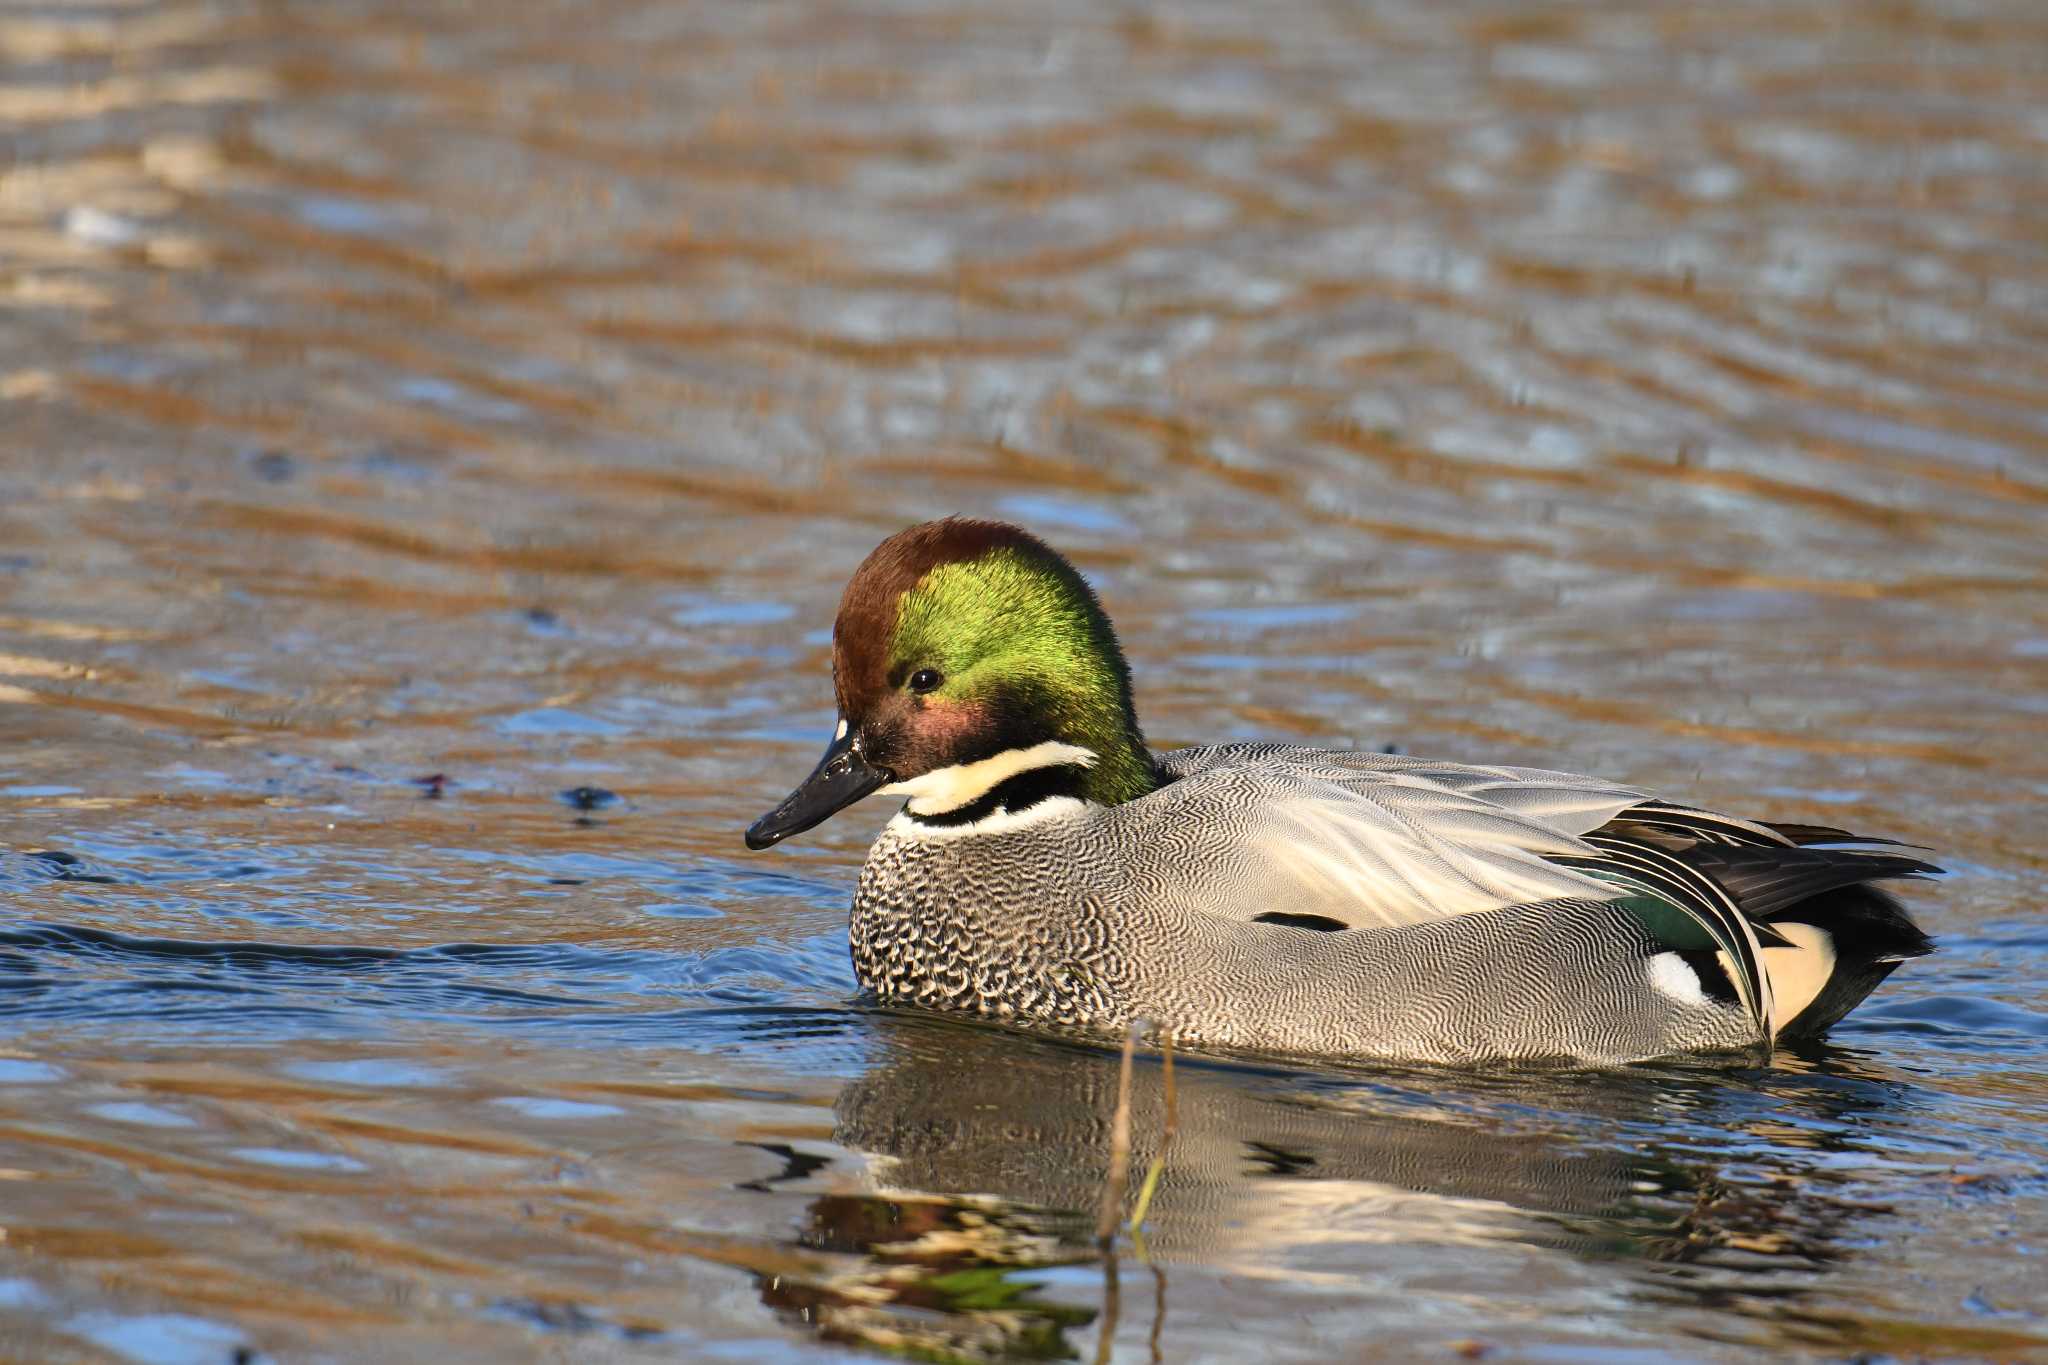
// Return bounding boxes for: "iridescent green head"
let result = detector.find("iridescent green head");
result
[745,518,1155,848]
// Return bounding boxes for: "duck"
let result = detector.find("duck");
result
[743,518,1936,1065]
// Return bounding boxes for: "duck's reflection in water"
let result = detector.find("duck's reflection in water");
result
[745,1015,1902,1362]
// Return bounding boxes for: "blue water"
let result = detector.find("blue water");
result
[4,0,2046,1356]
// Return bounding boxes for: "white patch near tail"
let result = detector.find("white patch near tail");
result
[1646,952,1706,1006]
[1760,922,1837,1035]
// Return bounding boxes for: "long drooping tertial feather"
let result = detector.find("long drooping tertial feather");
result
[1568,832,1775,1026]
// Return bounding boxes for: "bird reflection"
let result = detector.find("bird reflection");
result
[740,1013,1906,1362]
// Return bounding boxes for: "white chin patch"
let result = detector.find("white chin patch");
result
[1646,952,1707,1006]
[878,740,1097,816]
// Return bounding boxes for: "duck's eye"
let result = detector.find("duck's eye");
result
[908,668,942,694]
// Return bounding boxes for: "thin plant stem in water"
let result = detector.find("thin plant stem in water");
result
[1098,1020,1173,1364]
[1093,1241,1122,1365]
[1148,1257,1168,1365]
[1096,1021,1139,1247]
[1127,1039,1177,1236]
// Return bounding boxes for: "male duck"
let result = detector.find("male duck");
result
[745,519,1935,1065]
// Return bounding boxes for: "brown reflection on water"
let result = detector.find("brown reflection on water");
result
[0,1038,853,1359]
[2,0,2047,1358]
[741,1018,1991,1363]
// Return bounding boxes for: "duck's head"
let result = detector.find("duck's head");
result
[745,518,1155,850]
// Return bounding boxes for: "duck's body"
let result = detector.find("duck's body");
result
[851,744,1930,1064]
[748,520,1935,1066]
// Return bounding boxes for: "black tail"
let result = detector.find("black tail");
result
[1766,882,1934,1039]
[1590,810,1938,1040]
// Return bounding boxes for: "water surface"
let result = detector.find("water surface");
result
[2,0,2045,1359]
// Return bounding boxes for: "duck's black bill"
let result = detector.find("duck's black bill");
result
[744,726,890,851]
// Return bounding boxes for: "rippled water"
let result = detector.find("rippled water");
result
[3,0,2046,1359]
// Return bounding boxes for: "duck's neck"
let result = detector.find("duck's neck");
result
[1035,660,1156,807]
[1072,727,1156,806]
[905,758,1090,830]
[887,729,1155,826]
